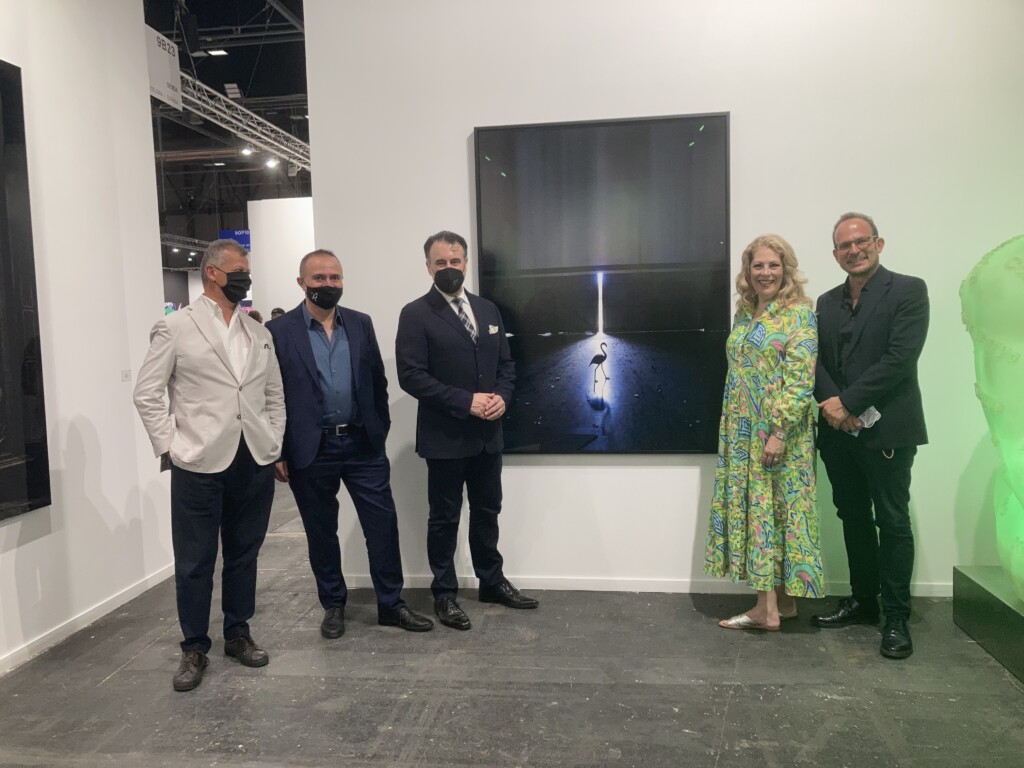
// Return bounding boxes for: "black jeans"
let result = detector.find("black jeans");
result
[425,450,505,599]
[288,428,405,611]
[170,438,275,653]
[819,429,917,620]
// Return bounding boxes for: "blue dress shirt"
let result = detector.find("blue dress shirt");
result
[301,303,356,426]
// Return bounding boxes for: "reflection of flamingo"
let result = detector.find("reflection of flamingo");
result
[589,342,609,387]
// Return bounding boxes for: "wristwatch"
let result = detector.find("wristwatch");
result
[771,428,787,441]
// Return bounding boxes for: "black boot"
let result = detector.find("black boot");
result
[880,618,913,659]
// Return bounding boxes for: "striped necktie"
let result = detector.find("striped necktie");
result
[453,297,478,343]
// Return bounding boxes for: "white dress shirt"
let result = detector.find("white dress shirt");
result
[196,294,251,379]
[436,286,479,334]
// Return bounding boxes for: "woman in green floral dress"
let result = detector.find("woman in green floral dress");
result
[705,234,823,630]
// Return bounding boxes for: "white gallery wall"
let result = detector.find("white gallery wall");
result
[303,0,1024,594]
[187,270,203,304]
[0,1,169,669]
[248,197,316,314]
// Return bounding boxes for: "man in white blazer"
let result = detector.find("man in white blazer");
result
[134,238,285,692]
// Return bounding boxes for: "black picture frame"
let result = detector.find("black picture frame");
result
[474,113,730,454]
[0,58,51,520]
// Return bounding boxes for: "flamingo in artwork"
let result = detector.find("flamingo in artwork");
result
[589,342,609,387]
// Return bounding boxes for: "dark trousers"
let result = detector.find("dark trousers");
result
[170,437,274,654]
[819,429,917,620]
[426,450,505,599]
[288,429,405,610]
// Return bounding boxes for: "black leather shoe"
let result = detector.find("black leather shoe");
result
[880,618,913,659]
[378,605,434,632]
[434,598,471,630]
[479,580,539,609]
[172,650,208,692]
[224,634,269,667]
[320,606,345,639]
[812,596,879,628]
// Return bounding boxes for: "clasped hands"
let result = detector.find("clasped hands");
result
[818,396,864,433]
[470,392,506,421]
[761,435,785,468]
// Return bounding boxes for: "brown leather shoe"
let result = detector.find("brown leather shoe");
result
[224,634,269,667]
[172,650,208,692]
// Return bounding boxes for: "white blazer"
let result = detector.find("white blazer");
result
[134,302,286,473]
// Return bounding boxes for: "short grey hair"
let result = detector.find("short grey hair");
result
[200,239,248,282]
[832,212,879,245]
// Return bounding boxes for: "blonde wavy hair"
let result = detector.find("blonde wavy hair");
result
[734,233,812,314]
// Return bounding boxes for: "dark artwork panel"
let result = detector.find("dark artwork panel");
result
[0,59,50,520]
[475,114,730,454]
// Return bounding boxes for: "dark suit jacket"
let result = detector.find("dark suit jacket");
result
[395,287,515,460]
[267,303,391,470]
[814,265,929,449]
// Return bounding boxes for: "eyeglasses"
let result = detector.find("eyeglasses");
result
[835,236,876,254]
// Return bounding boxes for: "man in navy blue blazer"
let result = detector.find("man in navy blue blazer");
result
[395,231,539,631]
[267,249,433,638]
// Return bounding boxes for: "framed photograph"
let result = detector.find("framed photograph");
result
[475,113,730,453]
[0,59,50,519]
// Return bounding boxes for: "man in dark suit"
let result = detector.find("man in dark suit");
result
[267,249,433,638]
[812,213,929,660]
[395,230,539,631]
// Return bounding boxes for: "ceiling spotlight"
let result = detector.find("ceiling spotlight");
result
[265,157,280,168]
[241,145,254,156]
[212,161,226,167]
[189,251,197,256]
[207,49,228,56]
[224,83,243,99]
[172,248,180,253]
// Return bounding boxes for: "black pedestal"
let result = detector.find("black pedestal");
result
[953,565,1024,683]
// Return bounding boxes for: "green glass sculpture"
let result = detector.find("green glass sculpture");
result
[961,234,1024,601]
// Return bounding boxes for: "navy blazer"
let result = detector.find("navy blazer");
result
[814,265,929,449]
[395,288,515,460]
[267,303,391,470]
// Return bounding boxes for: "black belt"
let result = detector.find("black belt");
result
[321,423,357,436]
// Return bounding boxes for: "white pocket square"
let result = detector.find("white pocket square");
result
[489,325,499,334]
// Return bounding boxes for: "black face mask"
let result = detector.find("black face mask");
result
[220,271,252,305]
[305,284,343,310]
[433,267,465,294]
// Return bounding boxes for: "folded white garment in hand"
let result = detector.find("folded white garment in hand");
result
[849,406,881,437]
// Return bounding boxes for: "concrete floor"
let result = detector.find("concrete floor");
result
[0,491,1022,767]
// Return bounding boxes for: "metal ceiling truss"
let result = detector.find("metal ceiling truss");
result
[176,28,303,49]
[180,72,311,171]
[161,233,211,251]
[266,0,304,32]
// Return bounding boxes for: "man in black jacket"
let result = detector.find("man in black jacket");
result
[812,213,929,660]
[395,230,539,631]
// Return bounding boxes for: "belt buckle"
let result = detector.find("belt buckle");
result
[326,423,349,436]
